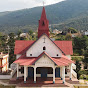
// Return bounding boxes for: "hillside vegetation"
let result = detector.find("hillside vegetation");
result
[0,0,88,33]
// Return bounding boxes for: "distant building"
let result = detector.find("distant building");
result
[0,52,9,72]
[71,32,81,38]
[20,33,29,38]
[83,31,88,36]
[53,29,62,34]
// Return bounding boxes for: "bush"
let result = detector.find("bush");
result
[79,75,84,79]
[86,75,88,80]
[79,70,88,75]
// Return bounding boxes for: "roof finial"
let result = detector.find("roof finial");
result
[43,1,45,7]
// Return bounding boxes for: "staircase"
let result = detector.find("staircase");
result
[72,63,77,78]
[10,63,17,78]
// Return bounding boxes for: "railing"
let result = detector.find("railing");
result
[72,69,77,78]
[72,63,76,69]
[11,67,17,77]
[10,63,17,77]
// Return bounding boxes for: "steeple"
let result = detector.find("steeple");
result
[38,7,49,38]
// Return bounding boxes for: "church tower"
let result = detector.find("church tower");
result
[38,7,49,38]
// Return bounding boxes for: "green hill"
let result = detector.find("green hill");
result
[0,0,88,33]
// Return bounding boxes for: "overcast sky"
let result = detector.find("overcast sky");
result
[0,0,64,12]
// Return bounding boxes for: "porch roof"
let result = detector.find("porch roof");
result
[14,52,74,66]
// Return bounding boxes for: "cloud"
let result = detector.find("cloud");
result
[0,0,64,12]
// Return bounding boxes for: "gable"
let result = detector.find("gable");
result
[26,34,62,57]
[35,54,55,67]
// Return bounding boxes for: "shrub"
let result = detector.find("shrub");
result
[86,75,88,80]
[79,75,84,79]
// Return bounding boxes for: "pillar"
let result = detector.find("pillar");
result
[62,66,65,84]
[26,67,28,78]
[69,64,72,80]
[24,66,27,83]
[17,64,19,79]
[34,67,36,83]
[53,67,55,84]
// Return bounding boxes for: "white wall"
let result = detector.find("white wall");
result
[16,54,21,59]
[35,55,55,67]
[0,75,11,79]
[26,35,62,57]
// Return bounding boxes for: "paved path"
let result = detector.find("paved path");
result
[0,80,9,86]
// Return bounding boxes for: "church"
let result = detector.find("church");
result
[13,7,75,84]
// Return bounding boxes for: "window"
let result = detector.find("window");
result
[56,54,59,56]
[42,21,45,26]
[30,54,32,56]
[43,46,46,50]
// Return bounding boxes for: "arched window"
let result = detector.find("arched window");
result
[42,21,45,26]
[43,46,46,50]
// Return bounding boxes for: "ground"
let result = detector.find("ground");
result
[0,85,15,88]
[74,86,88,88]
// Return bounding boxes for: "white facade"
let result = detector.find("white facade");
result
[35,55,54,67]
[26,35,62,57]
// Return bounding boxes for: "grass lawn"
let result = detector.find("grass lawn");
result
[0,85,15,88]
[74,86,88,88]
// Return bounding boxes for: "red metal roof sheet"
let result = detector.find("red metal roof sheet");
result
[14,40,73,55]
[14,40,34,54]
[54,41,73,55]
[14,52,74,66]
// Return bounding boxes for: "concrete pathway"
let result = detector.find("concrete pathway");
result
[0,80,9,86]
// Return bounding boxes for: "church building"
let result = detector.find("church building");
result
[14,7,75,84]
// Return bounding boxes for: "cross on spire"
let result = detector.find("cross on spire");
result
[43,1,45,6]
[43,37,46,43]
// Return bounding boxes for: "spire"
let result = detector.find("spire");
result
[38,7,49,38]
[40,7,47,20]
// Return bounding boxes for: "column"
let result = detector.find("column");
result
[26,67,28,78]
[17,64,19,79]
[62,66,65,84]
[53,67,55,84]
[24,66,27,83]
[60,67,62,80]
[69,64,72,80]
[34,67,36,83]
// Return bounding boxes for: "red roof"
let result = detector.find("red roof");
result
[14,40,34,54]
[14,52,74,66]
[54,41,73,55]
[14,40,73,55]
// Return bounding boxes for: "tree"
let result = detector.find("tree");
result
[8,33,16,66]
[68,27,78,33]
[73,36,88,55]
[75,60,81,79]
[29,30,33,36]
[65,33,72,40]
[83,50,88,69]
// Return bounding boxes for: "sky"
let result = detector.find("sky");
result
[0,0,64,12]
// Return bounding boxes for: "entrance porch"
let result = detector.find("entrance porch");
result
[17,64,71,84]
[9,76,79,87]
